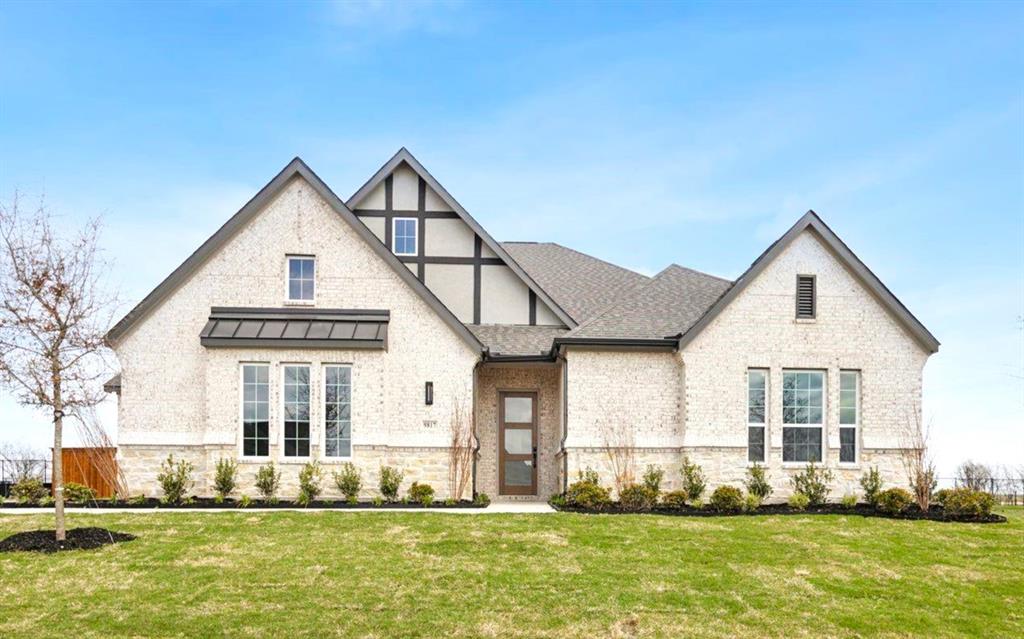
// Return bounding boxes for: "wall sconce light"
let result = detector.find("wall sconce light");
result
[425,381,433,405]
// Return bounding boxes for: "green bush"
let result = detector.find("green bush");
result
[709,486,745,512]
[876,487,913,514]
[564,479,611,510]
[789,462,833,507]
[941,488,996,518]
[619,484,657,512]
[334,462,362,502]
[128,494,147,505]
[157,454,194,505]
[934,488,952,506]
[40,495,54,507]
[379,465,404,502]
[474,492,491,507]
[408,482,435,507]
[297,461,325,507]
[743,493,762,512]
[680,456,706,503]
[787,492,810,510]
[238,495,251,509]
[660,490,689,509]
[744,464,773,500]
[841,494,858,508]
[11,478,46,504]
[214,458,238,500]
[255,463,281,503]
[443,498,456,506]
[63,482,96,503]
[642,465,664,496]
[371,496,384,507]
[859,466,883,506]
[549,494,567,508]
[578,467,601,485]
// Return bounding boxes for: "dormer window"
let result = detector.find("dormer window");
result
[287,256,315,302]
[796,274,815,319]
[393,218,418,256]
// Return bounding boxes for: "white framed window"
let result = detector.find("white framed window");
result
[782,370,824,463]
[286,255,315,302]
[392,218,418,256]
[282,365,311,458]
[241,364,270,458]
[747,369,767,463]
[839,370,859,464]
[324,365,352,458]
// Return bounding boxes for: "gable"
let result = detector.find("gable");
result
[347,149,572,328]
[106,158,483,352]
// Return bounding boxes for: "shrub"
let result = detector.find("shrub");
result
[661,490,689,509]
[379,465,404,502]
[157,454,194,505]
[63,482,96,503]
[474,492,491,507]
[255,463,281,503]
[934,488,952,506]
[214,458,238,500]
[408,482,435,507]
[238,495,251,509]
[619,484,658,512]
[789,462,833,507]
[709,486,745,512]
[564,479,611,510]
[841,494,858,508]
[941,488,996,518]
[334,462,362,502]
[743,493,762,512]
[859,466,883,506]
[578,467,601,485]
[128,494,147,505]
[744,464,773,500]
[40,495,54,507]
[642,465,665,496]
[787,492,810,510]
[11,478,46,505]
[444,498,456,506]
[680,456,706,503]
[297,461,325,507]
[371,496,384,507]
[876,487,913,514]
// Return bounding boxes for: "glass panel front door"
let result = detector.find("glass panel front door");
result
[499,392,537,495]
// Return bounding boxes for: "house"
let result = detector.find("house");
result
[104,149,939,501]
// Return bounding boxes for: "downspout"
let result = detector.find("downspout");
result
[559,349,569,493]
[471,358,482,498]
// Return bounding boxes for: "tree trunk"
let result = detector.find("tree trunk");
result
[53,379,65,542]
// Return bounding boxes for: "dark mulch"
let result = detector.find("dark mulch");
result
[2,497,485,510]
[0,527,137,554]
[551,501,1007,523]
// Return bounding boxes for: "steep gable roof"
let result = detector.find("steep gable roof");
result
[501,242,650,324]
[346,148,577,328]
[676,210,940,353]
[105,158,484,352]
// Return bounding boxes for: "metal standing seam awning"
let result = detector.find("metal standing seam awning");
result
[199,307,389,349]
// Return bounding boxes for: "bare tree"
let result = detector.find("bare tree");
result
[600,419,635,497]
[0,442,47,482]
[955,460,992,492]
[447,396,474,501]
[70,405,128,499]
[0,195,116,540]
[899,407,937,511]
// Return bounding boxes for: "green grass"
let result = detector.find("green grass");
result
[0,509,1021,638]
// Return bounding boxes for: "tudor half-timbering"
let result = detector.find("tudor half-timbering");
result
[105,149,939,501]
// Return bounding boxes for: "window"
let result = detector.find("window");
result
[393,218,418,256]
[840,370,859,464]
[287,256,315,302]
[747,369,767,463]
[782,371,824,462]
[796,274,816,319]
[283,365,310,457]
[242,364,269,457]
[324,365,352,457]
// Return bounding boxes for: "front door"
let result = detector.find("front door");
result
[498,391,537,496]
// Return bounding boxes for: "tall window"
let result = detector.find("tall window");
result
[287,256,315,302]
[782,370,824,462]
[393,218,418,256]
[242,364,269,457]
[324,365,352,457]
[747,369,767,463]
[839,371,859,464]
[283,365,310,457]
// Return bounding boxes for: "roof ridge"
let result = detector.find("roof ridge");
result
[664,263,732,284]
[567,264,673,336]
[544,242,652,279]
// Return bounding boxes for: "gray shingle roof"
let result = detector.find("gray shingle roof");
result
[567,264,732,340]
[501,242,650,324]
[468,325,569,356]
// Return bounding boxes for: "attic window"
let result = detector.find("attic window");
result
[796,275,816,319]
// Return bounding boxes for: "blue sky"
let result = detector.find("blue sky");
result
[1,1,1021,475]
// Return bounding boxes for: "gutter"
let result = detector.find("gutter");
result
[552,337,678,351]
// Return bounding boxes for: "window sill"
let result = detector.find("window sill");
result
[781,462,825,469]
[283,300,315,307]
[239,457,272,464]
[279,457,313,465]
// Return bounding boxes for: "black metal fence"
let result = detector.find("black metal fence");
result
[0,459,51,497]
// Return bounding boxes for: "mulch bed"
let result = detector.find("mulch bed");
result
[0,527,136,554]
[551,502,1007,523]
[2,498,485,510]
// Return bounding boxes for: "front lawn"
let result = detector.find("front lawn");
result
[0,509,1021,638]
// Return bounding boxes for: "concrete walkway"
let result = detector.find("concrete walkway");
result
[0,502,556,515]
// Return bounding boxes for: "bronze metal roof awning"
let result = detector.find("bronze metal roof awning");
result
[200,307,389,349]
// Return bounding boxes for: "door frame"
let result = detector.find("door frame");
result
[498,390,538,496]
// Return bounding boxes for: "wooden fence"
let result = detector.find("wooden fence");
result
[56,447,118,499]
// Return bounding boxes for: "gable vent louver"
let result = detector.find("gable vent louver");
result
[796,275,816,319]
